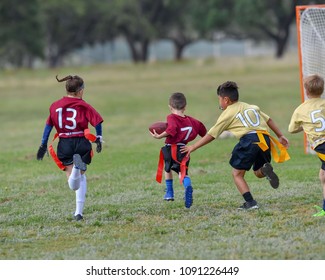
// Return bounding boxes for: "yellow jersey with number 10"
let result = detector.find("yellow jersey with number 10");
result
[208,101,270,139]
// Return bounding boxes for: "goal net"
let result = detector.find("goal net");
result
[296,5,325,153]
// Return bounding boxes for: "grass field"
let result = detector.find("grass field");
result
[0,54,324,260]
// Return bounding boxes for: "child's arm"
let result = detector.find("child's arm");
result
[267,118,289,148]
[181,134,215,156]
[150,130,169,139]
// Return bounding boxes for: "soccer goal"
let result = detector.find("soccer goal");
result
[296,4,325,154]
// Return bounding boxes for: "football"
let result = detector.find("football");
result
[149,121,167,134]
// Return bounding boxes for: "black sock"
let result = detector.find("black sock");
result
[243,192,254,202]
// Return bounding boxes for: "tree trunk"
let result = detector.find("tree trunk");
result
[173,39,187,61]
[140,40,149,62]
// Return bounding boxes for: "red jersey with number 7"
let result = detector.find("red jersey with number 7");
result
[165,114,207,145]
[46,96,103,138]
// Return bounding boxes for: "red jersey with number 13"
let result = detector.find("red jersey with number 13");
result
[165,114,207,145]
[46,96,103,138]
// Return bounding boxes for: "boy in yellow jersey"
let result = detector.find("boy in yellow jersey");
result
[182,81,289,210]
[289,74,325,217]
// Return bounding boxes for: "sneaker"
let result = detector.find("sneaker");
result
[74,214,83,221]
[73,154,87,171]
[261,163,279,189]
[164,186,174,201]
[313,205,325,217]
[238,200,259,210]
[184,186,193,208]
[164,193,174,201]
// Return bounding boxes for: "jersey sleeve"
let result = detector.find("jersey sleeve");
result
[288,109,302,133]
[165,114,177,136]
[46,114,53,126]
[208,112,229,139]
[198,121,207,137]
[260,110,270,123]
[86,104,104,127]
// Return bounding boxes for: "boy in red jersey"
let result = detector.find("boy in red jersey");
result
[151,92,207,208]
[36,75,104,221]
[182,81,290,210]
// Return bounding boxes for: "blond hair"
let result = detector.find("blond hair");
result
[304,74,324,97]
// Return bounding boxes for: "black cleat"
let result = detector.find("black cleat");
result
[238,200,259,210]
[261,163,279,189]
[73,154,87,171]
[74,214,83,221]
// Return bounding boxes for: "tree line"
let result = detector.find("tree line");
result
[0,0,321,68]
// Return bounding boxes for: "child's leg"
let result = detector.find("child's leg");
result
[164,171,174,201]
[319,169,325,210]
[74,174,87,219]
[67,165,81,191]
[66,154,87,191]
[183,176,193,208]
[232,168,258,209]
[232,169,250,194]
[256,163,279,189]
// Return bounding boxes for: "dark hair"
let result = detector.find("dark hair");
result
[169,92,187,110]
[217,81,239,102]
[56,75,84,94]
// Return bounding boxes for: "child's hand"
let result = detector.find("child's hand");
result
[180,145,194,157]
[150,129,162,139]
[279,135,289,148]
[150,129,168,139]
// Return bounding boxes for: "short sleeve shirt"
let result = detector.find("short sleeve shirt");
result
[289,98,325,147]
[165,114,207,145]
[46,96,103,138]
[208,101,270,139]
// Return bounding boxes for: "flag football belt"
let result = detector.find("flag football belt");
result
[48,128,96,170]
[156,144,189,185]
[311,139,325,161]
[254,130,290,163]
[315,152,325,161]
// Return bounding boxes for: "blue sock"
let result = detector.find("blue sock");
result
[323,199,325,210]
[182,176,192,188]
[164,179,174,199]
[165,179,173,191]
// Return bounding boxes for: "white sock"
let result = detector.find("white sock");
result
[68,166,81,191]
[75,174,87,216]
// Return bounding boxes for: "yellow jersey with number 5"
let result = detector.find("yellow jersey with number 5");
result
[289,97,325,148]
[208,101,270,139]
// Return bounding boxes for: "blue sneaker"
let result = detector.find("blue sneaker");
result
[164,187,174,201]
[184,186,193,208]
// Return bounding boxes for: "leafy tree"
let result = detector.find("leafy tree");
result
[190,0,236,39]
[159,0,240,60]
[157,0,200,61]
[0,0,43,68]
[40,0,111,67]
[109,0,165,63]
[233,0,325,58]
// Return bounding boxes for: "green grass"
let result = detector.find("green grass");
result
[1,55,325,260]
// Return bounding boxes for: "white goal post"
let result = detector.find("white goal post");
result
[296,4,325,154]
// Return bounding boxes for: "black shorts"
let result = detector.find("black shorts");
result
[314,142,325,170]
[161,145,190,174]
[229,133,271,171]
[57,137,92,166]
